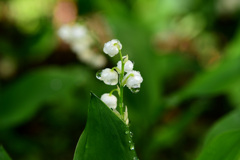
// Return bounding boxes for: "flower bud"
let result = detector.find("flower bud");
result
[123,71,143,92]
[124,106,129,125]
[103,39,122,57]
[101,93,117,109]
[117,60,134,72]
[97,68,118,85]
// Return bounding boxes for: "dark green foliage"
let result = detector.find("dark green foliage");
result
[0,146,11,160]
[0,66,90,129]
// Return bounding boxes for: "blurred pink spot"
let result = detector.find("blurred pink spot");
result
[53,0,78,26]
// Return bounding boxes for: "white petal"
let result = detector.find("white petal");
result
[58,25,72,43]
[71,24,87,41]
[117,61,122,72]
[101,93,117,109]
[103,39,122,57]
[124,60,134,72]
[100,68,118,85]
[124,70,143,89]
[117,60,133,72]
[111,39,122,50]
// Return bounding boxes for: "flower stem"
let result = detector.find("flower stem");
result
[111,67,121,73]
[110,88,119,96]
[119,50,124,116]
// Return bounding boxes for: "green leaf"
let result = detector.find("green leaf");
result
[196,129,240,160]
[0,66,90,129]
[0,146,11,160]
[197,109,240,160]
[73,93,138,160]
[170,57,240,104]
[204,109,240,146]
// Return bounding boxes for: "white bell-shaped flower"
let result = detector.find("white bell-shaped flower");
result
[71,24,88,41]
[71,41,89,53]
[123,71,143,93]
[101,93,117,109]
[57,24,72,43]
[103,39,122,57]
[97,68,118,85]
[117,60,134,72]
[58,24,88,44]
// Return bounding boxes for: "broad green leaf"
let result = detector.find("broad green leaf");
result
[169,57,240,104]
[196,129,240,160]
[204,109,240,146]
[0,66,90,129]
[73,93,138,160]
[0,146,11,160]
[197,109,240,160]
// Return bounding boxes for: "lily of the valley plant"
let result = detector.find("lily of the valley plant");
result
[97,39,143,124]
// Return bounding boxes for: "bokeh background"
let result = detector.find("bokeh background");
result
[1,0,240,159]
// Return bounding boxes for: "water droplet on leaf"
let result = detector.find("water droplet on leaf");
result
[129,144,135,150]
[130,131,133,138]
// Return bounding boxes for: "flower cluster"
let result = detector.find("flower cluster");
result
[58,23,107,68]
[97,39,143,123]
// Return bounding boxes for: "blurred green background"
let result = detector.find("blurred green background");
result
[1,0,240,159]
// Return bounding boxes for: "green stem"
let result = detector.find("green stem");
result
[110,88,119,96]
[111,67,121,73]
[119,50,124,116]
